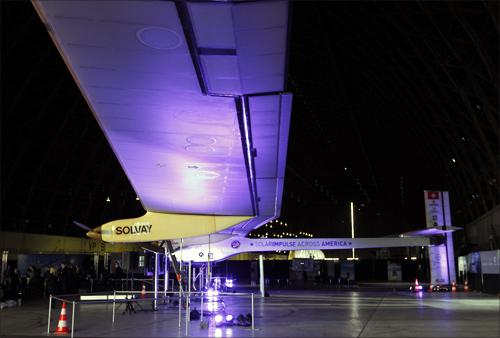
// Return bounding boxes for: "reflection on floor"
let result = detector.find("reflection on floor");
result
[0,290,498,337]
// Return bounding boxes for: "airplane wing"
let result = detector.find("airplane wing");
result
[399,226,462,237]
[33,0,292,238]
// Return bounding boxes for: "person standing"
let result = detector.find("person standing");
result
[10,268,22,300]
[46,267,60,308]
[59,263,71,294]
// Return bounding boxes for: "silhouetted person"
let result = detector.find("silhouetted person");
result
[10,268,22,298]
[46,267,59,308]
[59,263,71,294]
[113,262,123,279]
[28,266,43,298]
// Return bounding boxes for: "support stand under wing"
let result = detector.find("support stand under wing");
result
[165,240,184,293]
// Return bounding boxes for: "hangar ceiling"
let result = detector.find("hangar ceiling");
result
[1,1,498,243]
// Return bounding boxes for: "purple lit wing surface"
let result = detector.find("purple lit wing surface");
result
[400,226,463,237]
[33,1,292,233]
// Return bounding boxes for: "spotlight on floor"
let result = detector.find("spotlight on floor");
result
[214,314,223,324]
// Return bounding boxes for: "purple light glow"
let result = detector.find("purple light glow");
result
[207,302,218,312]
[34,0,292,229]
[215,314,223,323]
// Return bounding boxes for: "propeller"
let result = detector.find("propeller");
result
[73,221,102,240]
[73,221,92,232]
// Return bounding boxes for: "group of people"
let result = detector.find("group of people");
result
[45,263,86,296]
[0,263,91,302]
[0,261,129,304]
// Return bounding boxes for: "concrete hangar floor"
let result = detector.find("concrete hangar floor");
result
[0,289,498,338]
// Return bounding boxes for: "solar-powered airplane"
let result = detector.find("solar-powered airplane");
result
[33,0,458,270]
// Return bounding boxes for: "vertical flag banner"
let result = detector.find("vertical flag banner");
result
[424,190,456,285]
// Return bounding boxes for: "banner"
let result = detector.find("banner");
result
[387,262,402,281]
[424,190,456,284]
[480,250,500,274]
[340,261,355,280]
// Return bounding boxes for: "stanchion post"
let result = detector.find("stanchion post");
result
[185,299,189,336]
[185,260,191,335]
[154,252,159,311]
[178,289,182,328]
[259,254,265,298]
[251,293,255,330]
[47,295,52,334]
[71,301,76,338]
[200,291,204,321]
[178,239,183,328]
[112,290,116,323]
[187,260,191,321]
[164,247,168,297]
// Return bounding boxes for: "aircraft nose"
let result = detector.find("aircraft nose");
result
[86,231,102,240]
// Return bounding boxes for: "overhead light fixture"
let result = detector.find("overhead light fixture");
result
[106,197,111,202]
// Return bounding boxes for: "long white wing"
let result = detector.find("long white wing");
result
[33,0,292,235]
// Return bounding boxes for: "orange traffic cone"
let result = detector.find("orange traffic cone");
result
[451,280,457,292]
[141,284,146,298]
[54,302,70,334]
[414,278,422,291]
[464,280,469,292]
[428,284,434,292]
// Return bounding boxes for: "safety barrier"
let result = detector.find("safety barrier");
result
[47,290,255,337]
[113,290,255,334]
[89,277,175,292]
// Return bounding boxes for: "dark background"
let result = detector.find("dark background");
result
[1,1,498,250]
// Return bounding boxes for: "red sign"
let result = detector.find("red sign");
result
[427,191,440,200]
